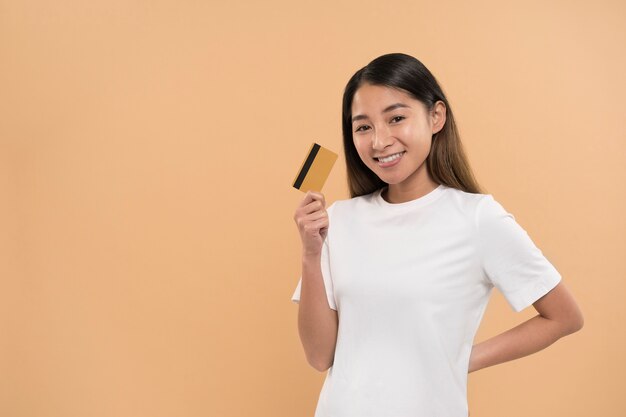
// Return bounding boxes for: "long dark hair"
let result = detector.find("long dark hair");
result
[341,53,484,197]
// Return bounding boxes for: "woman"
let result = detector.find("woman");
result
[291,52,583,417]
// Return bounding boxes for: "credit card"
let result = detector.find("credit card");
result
[292,143,338,193]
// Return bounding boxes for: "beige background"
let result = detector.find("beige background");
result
[1,0,624,416]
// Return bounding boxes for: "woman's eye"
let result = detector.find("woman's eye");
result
[355,117,403,132]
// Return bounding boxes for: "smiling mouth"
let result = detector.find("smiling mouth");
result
[374,151,405,162]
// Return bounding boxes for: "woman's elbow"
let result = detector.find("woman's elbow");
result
[573,313,584,332]
[309,357,333,372]
[564,310,584,335]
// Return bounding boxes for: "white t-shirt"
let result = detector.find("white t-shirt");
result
[291,184,562,417]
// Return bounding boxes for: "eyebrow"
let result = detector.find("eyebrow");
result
[351,102,411,123]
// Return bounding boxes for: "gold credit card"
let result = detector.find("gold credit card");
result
[292,143,338,193]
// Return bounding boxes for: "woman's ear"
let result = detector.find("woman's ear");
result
[431,101,446,134]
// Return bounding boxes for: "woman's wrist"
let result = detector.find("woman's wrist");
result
[302,252,322,263]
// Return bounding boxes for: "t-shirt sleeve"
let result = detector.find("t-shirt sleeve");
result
[290,204,337,311]
[475,195,562,313]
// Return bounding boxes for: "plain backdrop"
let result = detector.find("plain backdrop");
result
[1,0,625,416]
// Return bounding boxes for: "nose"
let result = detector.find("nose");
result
[371,122,393,151]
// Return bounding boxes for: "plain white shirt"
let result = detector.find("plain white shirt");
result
[291,184,562,417]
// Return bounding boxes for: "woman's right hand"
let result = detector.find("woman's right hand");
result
[293,191,329,257]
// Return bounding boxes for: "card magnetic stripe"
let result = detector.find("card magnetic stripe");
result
[293,143,321,189]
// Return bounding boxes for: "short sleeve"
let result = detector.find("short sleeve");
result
[291,204,337,311]
[476,195,562,313]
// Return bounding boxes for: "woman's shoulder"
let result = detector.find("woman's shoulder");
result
[444,188,519,229]
[432,187,500,229]
[327,189,379,214]
[445,186,492,207]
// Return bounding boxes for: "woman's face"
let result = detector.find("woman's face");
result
[350,83,445,191]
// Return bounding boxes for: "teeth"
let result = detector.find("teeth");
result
[378,152,403,163]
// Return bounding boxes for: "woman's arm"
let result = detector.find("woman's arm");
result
[297,254,339,372]
[468,281,584,373]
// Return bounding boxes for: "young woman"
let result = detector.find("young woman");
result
[291,53,584,417]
